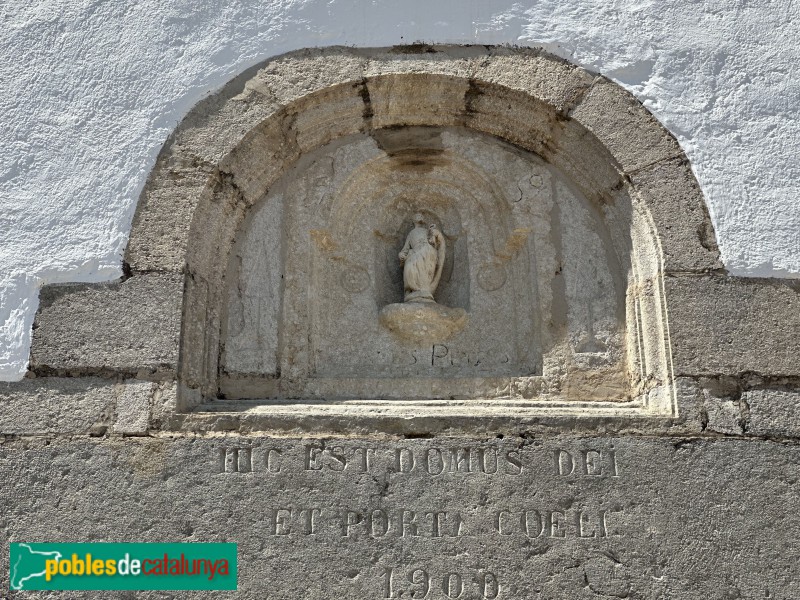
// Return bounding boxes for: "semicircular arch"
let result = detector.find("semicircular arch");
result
[124,46,721,415]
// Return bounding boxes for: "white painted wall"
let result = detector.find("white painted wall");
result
[1,0,798,380]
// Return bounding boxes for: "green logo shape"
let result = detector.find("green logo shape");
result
[10,543,237,590]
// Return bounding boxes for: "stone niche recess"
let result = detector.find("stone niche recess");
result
[220,126,662,409]
[53,45,732,423]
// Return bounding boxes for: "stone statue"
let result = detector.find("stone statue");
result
[379,211,466,342]
[398,213,445,302]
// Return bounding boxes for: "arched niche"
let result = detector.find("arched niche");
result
[125,46,722,419]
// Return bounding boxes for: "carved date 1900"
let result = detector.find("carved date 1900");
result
[382,567,499,599]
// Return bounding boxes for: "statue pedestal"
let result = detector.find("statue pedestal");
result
[379,302,468,344]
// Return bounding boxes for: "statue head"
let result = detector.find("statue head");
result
[413,212,425,226]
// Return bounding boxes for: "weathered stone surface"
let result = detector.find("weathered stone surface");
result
[218,128,661,408]
[290,82,366,153]
[150,381,179,426]
[665,274,800,377]
[218,116,302,206]
[547,119,624,204]
[30,273,183,375]
[0,378,115,435]
[462,81,559,157]
[2,436,800,598]
[703,397,744,435]
[363,46,483,80]
[628,156,723,273]
[253,47,367,106]
[474,49,595,113]
[126,159,215,272]
[184,183,250,281]
[113,380,155,434]
[570,78,683,173]
[367,73,470,129]
[174,74,283,168]
[745,389,800,438]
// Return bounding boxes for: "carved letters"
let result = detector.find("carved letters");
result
[253,507,620,540]
[216,444,620,478]
[212,442,623,597]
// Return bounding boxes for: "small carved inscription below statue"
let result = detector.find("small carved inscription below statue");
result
[380,212,467,344]
[399,213,446,303]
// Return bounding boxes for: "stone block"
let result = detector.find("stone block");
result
[549,119,624,203]
[628,156,723,273]
[744,389,800,438]
[290,81,367,153]
[113,380,155,434]
[252,47,367,105]
[173,76,282,167]
[665,274,800,377]
[150,380,178,426]
[475,48,595,113]
[367,73,470,129]
[570,78,682,174]
[126,160,214,272]
[30,273,183,375]
[704,398,744,435]
[2,436,800,597]
[183,183,249,281]
[218,115,302,205]
[669,376,705,433]
[463,81,559,157]
[363,46,484,80]
[0,378,115,435]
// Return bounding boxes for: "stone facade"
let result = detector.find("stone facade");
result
[4,47,800,598]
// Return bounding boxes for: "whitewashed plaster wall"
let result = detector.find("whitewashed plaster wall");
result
[1,0,798,380]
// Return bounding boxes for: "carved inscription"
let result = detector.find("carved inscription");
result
[216,444,620,478]
[217,447,252,473]
[386,345,512,371]
[250,506,620,540]
[211,443,625,597]
[341,509,464,538]
[291,444,617,477]
[216,445,621,478]
[382,567,499,599]
[554,448,620,477]
[494,509,616,538]
[268,508,320,536]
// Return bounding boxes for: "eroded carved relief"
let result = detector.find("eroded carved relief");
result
[219,126,663,405]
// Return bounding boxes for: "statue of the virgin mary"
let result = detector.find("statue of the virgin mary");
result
[398,213,446,303]
[379,211,466,343]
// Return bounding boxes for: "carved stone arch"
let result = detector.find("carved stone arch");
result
[40,46,730,427]
[11,47,800,599]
